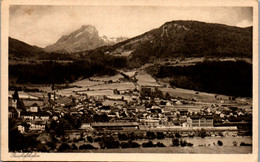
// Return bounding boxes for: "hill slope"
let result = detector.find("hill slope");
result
[96,21,252,66]
[147,60,252,97]
[9,37,46,58]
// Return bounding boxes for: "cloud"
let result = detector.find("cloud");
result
[236,19,253,27]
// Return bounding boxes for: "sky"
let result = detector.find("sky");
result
[9,6,253,48]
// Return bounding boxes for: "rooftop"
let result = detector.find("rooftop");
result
[91,122,138,127]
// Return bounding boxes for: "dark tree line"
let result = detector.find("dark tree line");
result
[147,61,252,97]
[9,60,118,84]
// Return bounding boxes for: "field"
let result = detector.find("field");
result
[83,146,252,154]
[88,82,135,91]
[82,146,252,154]
[9,70,252,108]
[52,72,137,97]
[136,72,161,87]
[71,137,252,153]
[57,82,135,97]
[90,74,123,82]
[159,87,221,103]
[9,90,39,99]
[78,90,114,96]
[132,137,252,147]
[71,79,105,87]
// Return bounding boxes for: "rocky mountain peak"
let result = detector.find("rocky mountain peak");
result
[44,25,127,53]
[78,25,98,34]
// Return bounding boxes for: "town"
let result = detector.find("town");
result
[8,70,252,152]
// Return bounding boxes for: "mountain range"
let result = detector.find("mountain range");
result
[9,20,252,63]
[44,25,128,53]
[9,20,253,97]
[92,20,252,65]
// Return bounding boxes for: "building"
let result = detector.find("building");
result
[139,119,160,127]
[27,103,39,112]
[178,108,188,116]
[21,111,50,121]
[179,116,188,123]
[150,106,162,113]
[17,125,25,133]
[9,107,20,118]
[98,106,111,113]
[136,105,146,112]
[9,98,17,109]
[187,116,213,127]
[80,123,93,131]
[29,121,46,131]
[91,122,139,131]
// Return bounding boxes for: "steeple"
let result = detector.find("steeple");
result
[12,89,19,101]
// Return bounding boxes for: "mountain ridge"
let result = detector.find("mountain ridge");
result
[9,37,46,58]
[44,25,128,53]
[103,20,252,64]
[9,20,252,65]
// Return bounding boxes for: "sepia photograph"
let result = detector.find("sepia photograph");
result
[1,0,258,161]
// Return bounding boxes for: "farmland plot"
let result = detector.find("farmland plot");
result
[88,82,136,91]
[71,79,105,87]
[136,73,161,87]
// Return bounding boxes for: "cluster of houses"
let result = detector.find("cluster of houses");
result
[8,84,251,138]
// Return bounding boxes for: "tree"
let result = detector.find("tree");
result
[79,144,97,150]
[121,140,140,148]
[140,87,152,99]
[93,114,110,122]
[46,141,56,150]
[9,119,40,152]
[172,138,180,147]
[74,118,82,129]
[136,133,145,139]
[58,143,71,152]
[239,142,252,146]
[36,143,49,152]
[188,132,195,138]
[175,132,181,138]
[99,136,120,149]
[218,131,224,137]
[61,136,68,142]
[156,142,166,147]
[146,132,156,139]
[198,129,207,138]
[71,143,78,150]
[118,133,129,141]
[79,132,85,141]
[142,141,156,147]
[165,92,172,100]
[87,136,93,143]
[50,119,71,137]
[153,87,164,99]
[217,140,223,146]
[180,139,188,147]
[157,132,165,139]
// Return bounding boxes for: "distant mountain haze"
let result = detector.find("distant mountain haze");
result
[44,25,128,53]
